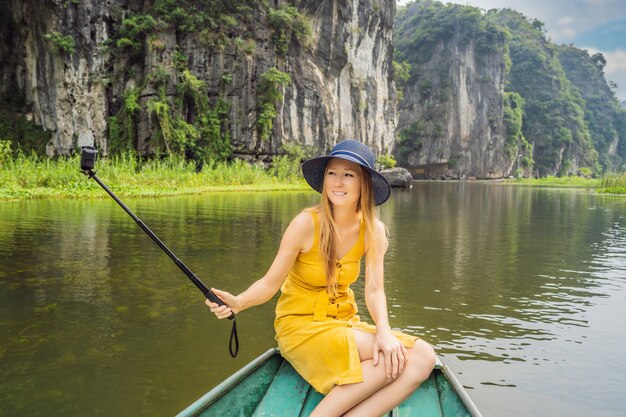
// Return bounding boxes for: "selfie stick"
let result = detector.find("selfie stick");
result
[79,146,238,358]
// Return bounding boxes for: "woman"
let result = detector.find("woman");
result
[207,140,436,417]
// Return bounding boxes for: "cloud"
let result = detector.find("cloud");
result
[557,16,577,26]
[583,0,621,6]
[603,50,626,100]
[559,28,578,39]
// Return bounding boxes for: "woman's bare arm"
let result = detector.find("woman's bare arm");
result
[364,219,408,378]
[207,211,313,317]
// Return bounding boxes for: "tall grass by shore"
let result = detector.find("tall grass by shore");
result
[508,173,626,194]
[0,151,308,200]
[507,175,600,187]
[597,172,626,194]
[2,149,625,200]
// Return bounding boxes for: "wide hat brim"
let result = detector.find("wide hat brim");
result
[301,155,391,206]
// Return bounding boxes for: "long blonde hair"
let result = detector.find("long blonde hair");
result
[309,164,387,296]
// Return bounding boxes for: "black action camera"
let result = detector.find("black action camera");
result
[80,146,98,171]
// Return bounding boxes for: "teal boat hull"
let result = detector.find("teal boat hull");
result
[177,348,482,417]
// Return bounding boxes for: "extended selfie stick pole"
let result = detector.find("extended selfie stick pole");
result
[79,146,238,358]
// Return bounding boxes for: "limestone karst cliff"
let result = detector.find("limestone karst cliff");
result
[394,1,625,178]
[394,1,514,179]
[0,0,396,160]
[3,0,624,178]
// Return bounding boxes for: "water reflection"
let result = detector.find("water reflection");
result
[1,185,625,417]
[381,183,626,416]
[383,183,625,354]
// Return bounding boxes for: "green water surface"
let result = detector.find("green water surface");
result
[1,183,625,417]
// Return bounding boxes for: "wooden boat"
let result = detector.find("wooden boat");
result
[177,348,482,417]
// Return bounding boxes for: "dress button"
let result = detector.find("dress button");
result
[336,262,342,268]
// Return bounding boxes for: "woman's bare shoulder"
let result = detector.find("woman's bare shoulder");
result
[285,210,315,252]
[364,217,387,254]
[373,218,387,236]
[290,210,315,231]
[365,218,386,239]
[282,210,315,241]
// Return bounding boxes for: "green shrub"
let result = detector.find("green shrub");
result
[0,139,12,166]
[257,68,292,141]
[0,106,51,155]
[377,154,397,169]
[44,32,75,55]
[270,142,313,180]
[269,5,312,55]
[113,14,157,57]
[577,167,592,178]
[109,88,141,154]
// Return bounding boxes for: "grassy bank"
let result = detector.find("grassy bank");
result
[507,174,626,194]
[506,176,600,188]
[3,151,625,200]
[596,172,626,194]
[0,152,308,200]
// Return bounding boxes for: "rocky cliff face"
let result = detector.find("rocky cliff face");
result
[281,1,397,156]
[0,0,111,154]
[398,39,509,178]
[0,0,396,158]
[394,1,512,179]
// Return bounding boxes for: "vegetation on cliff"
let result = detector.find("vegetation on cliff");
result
[503,91,533,175]
[394,0,511,171]
[395,1,509,67]
[556,46,626,172]
[1,0,624,187]
[395,1,626,178]
[103,0,309,162]
[489,9,600,176]
[0,0,312,167]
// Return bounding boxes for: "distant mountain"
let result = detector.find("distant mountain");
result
[394,1,626,177]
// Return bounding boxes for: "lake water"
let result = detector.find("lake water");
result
[1,182,625,416]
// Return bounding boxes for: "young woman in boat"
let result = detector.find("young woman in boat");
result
[207,139,436,417]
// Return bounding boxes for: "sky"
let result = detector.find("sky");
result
[396,0,626,102]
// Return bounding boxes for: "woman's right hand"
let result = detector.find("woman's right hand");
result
[205,288,240,319]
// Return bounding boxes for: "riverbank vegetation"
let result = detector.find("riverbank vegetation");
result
[508,174,626,194]
[3,149,624,201]
[0,147,307,200]
[596,172,626,194]
[507,176,600,188]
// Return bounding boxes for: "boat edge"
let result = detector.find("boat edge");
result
[438,360,483,417]
[175,348,279,417]
[176,351,484,417]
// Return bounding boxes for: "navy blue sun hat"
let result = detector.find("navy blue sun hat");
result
[301,139,391,206]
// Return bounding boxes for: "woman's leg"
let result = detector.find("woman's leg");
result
[308,331,436,417]
[343,339,436,417]
[307,357,391,417]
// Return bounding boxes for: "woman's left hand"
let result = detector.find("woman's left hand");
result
[373,329,408,379]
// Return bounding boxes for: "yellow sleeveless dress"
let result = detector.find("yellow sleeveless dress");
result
[274,211,417,394]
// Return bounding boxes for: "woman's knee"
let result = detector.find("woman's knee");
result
[406,340,437,384]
